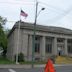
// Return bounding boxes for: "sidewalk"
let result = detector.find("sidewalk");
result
[0,64,72,68]
[0,64,31,68]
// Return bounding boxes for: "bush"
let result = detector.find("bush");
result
[18,52,24,62]
[2,49,7,58]
[15,52,24,62]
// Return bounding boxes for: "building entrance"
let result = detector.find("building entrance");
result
[57,45,64,56]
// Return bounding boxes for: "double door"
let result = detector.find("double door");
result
[57,44,64,56]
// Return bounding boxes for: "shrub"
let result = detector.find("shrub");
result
[15,52,24,62]
[18,52,24,62]
[2,49,7,58]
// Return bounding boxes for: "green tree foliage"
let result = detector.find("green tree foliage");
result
[4,29,11,35]
[0,16,7,57]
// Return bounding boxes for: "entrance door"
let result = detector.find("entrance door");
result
[57,45,64,56]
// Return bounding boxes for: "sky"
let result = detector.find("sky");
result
[0,0,72,30]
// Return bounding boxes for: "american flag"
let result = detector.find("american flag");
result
[20,10,28,17]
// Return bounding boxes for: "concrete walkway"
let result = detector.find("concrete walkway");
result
[0,64,72,68]
[0,64,31,68]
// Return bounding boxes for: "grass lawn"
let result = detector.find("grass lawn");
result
[0,57,46,64]
[0,57,15,64]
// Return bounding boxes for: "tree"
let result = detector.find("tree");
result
[0,16,7,57]
[4,28,11,35]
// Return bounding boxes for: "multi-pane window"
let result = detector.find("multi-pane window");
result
[35,43,40,53]
[46,44,52,53]
[67,39,72,43]
[67,39,72,53]
[34,36,40,53]
[45,37,52,53]
[68,45,72,53]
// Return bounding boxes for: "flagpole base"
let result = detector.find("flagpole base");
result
[16,62,19,64]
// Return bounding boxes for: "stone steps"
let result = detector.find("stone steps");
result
[55,56,72,64]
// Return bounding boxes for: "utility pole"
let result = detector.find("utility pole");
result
[32,1,38,68]
[32,0,45,68]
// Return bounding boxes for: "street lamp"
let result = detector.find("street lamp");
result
[32,1,45,68]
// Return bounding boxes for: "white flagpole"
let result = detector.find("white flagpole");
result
[16,8,21,64]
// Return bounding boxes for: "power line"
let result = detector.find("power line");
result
[38,1,72,23]
[39,1,66,13]
[0,1,66,14]
[38,4,65,14]
[37,1,69,17]
[44,6,72,24]
[0,1,35,5]
[1,1,72,24]
[0,1,67,13]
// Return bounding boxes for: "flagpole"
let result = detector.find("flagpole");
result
[16,8,21,64]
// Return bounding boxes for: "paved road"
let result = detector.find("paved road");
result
[55,66,72,72]
[0,65,72,72]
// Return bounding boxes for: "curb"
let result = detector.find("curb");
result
[0,64,31,68]
[0,64,72,68]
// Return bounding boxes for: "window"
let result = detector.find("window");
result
[45,37,52,53]
[34,36,40,53]
[35,43,40,53]
[46,44,52,53]
[68,45,72,53]
[67,39,72,54]
[35,36,40,41]
[67,39,72,43]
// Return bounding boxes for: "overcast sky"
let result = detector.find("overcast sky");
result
[0,0,72,30]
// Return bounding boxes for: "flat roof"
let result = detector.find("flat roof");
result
[8,21,72,37]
